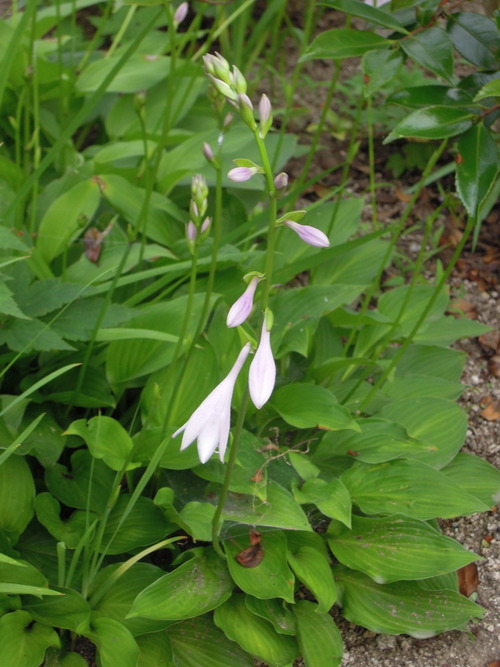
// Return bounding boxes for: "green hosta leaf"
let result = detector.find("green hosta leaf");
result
[378,397,467,468]
[136,633,173,667]
[92,563,171,636]
[362,49,403,96]
[245,597,296,635]
[103,495,173,555]
[36,179,100,262]
[314,419,431,464]
[335,566,483,637]
[45,364,116,409]
[441,452,500,507]
[301,29,390,61]
[271,384,359,432]
[400,27,454,82]
[128,550,233,620]
[394,344,465,382]
[65,416,138,471]
[293,600,343,667]
[286,531,337,613]
[0,454,35,536]
[76,54,170,93]
[35,493,91,548]
[328,515,478,584]
[389,85,474,109]
[419,571,459,592]
[447,12,500,69]
[0,611,60,667]
[168,614,253,667]
[221,480,311,531]
[24,587,90,630]
[0,558,46,588]
[292,477,351,527]
[44,650,88,667]
[385,107,473,143]
[45,450,115,512]
[383,374,463,401]
[223,528,295,603]
[322,0,406,31]
[378,284,448,336]
[214,594,299,666]
[341,459,489,519]
[456,124,499,218]
[82,617,139,667]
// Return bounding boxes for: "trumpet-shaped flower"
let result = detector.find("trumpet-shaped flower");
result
[228,166,258,183]
[227,277,258,327]
[173,344,251,463]
[249,321,276,409]
[284,220,330,248]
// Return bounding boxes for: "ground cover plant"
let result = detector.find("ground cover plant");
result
[0,0,500,665]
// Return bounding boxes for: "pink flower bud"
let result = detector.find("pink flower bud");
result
[186,221,197,241]
[226,277,259,328]
[201,217,211,234]
[249,320,276,409]
[274,172,288,190]
[228,167,257,183]
[259,94,271,124]
[174,2,188,26]
[238,93,253,111]
[283,220,330,248]
[202,142,215,163]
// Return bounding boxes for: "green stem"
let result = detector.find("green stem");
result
[212,390,250,559]
[365,92,378,230]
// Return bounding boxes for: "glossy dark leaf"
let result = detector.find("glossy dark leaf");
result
[456,123,499,218]
[447,12,500,69]
[385,106,473,142]
[389,85,474,109]
[400,27,454,82]
[322,0,407,32]
[301,29,390,62]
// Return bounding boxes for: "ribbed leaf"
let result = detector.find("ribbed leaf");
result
[294,600,343,667]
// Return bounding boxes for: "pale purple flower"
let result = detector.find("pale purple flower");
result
[284,220,330,248]
[238,93,253,111]
[249,321,276,409]
[173,344,251,463]
[200,217,211,234]
[174,2,188,26]
[227,277,258,328]
[228,167,257,183]
[202,142,215,163]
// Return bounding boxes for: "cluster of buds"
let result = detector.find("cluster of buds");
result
[186,174,211,252]
[203,53,273,137]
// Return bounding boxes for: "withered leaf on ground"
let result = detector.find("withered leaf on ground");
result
[458,562,479,597]
[479,396,500,421]
[487,356,500,379]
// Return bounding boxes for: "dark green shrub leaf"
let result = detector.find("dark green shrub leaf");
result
[0,610,60,667]
[224,528,295,603]
[363,49,404,95]
[385,107,473,142]
[447,12,500,69]
[389,85,474,109]
[341,459,489,519]
[474,77,500,101]
[323,0,406,31]
[128,550,233,620]
[293,600,343,667]
[286,531,337,612]
[400,27,454,82]
[214,594,299,666]
[168,614,253,667]
[328,515,479,583]
[335,566,484,637]
[301,29,390,61]
[456,123,499,218]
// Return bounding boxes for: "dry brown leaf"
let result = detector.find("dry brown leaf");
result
[251,469,264,483]
[449,299,477,319]
[235,529,263,568]
[480,396,500,421]
[395,188,412,203]
[487,661,500,667]
[479,332,500,354]
[488,356,500,378]
[457,562,479,597]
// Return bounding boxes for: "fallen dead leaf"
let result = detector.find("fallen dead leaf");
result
[479,396,500,421]
[457,562,479,597]
[487,661,500,667]
[488,356,500,378]
[236,530,264,568]
[479,331,500,354]
[449,298,477,319]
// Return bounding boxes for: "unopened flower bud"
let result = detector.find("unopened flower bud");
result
[259,94,273,138]
[202,142,215,163]
[238,93,256,131]
[231,65,247,95]
[174,2,188,27]
[186,221,197,242]
[284,220,330,248]
[200,217,211,234]
[228,167,258,183]
[274,172,288,190]
[227,276,259,328]
[223,113,233,128]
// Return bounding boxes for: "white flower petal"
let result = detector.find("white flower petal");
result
[249,321,276,409]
